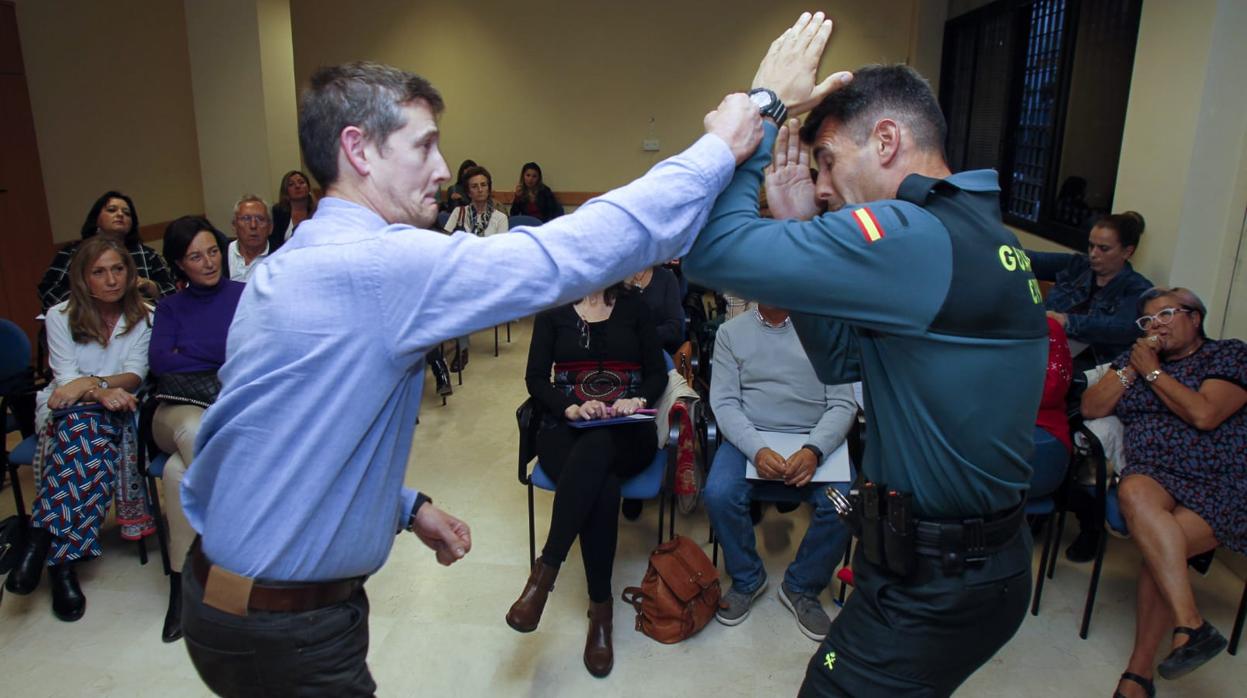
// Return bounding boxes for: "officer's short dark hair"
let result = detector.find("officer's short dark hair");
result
[799,64,947,156]
[298,61,445,188]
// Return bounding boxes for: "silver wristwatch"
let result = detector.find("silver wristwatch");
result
[748,88,789,125]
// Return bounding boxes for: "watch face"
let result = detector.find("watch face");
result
[749,91,772,110]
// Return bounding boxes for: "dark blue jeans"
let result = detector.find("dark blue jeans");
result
[181,560,376,697]
[704,440,850,595]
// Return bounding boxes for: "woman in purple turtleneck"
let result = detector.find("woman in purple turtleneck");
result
[148,216,245,643]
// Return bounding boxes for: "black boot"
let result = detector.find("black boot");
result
[162,572,184,642]
[49,562,85,622]
[5,525,51,595]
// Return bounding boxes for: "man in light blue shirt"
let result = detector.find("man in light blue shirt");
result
[178,61,761,695]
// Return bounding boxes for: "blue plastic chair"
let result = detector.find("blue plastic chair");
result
[1,318,38,523]
[516,355,688,564]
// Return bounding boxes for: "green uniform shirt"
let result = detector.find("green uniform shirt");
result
[684,122,1047,518]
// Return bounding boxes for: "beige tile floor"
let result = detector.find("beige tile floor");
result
[3,317,1245,696]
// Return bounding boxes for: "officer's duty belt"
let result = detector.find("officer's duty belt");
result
[914,500,1026,568]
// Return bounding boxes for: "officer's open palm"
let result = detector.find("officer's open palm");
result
[766,119,821,221]
[751,11,852,116]
[413,504,472,566]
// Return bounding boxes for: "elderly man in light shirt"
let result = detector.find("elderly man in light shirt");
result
[227,194,272,281]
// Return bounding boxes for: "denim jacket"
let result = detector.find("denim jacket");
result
[1030,251,1154,364]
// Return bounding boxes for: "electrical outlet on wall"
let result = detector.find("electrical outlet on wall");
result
[642,139,661,152]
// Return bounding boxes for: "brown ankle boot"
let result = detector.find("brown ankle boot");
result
[506,560,558,633]
[584,599,614,677]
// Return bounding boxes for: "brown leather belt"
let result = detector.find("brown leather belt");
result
[190,539,364,615]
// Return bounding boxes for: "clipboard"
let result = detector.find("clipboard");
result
[745,431,851,483]
[566,413,656,429]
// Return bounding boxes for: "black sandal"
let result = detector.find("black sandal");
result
[1113,671,1155,698]
[1157,621,1227,680]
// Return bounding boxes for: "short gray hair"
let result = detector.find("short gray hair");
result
[233,194,270,219]
[1138,286,1207,338]
[298,61,444,187]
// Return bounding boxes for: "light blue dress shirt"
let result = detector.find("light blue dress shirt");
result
[182,134,734,581]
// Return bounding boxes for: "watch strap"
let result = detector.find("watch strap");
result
[748,88,789,125]
[408,492,433,530]
[802,443,824,461]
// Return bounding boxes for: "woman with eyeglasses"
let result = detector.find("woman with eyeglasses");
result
[508,282,666,677]
[1029,211,1154,370]
[1081,287,1247,697]
[147,216,246,643]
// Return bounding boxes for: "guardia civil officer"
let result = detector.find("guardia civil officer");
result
[683,14,1047,696]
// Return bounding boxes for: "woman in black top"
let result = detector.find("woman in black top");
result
[628,264,685,355]
[506,284,665,677]
[509,162,564,222]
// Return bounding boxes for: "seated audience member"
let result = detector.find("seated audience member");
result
[628,265,685,355]
[1080,287,1247,697]
[444,165,509,237]
[507,283,666,678]
[441,158,477,212]
[443,165,508,369]
[149,216,245,642]
[1030,316,1073,499]
[37,191,177,310]
[228,195,273,282]
[510,162,564,222]
[703,305,855,640]
[269,170,317,250]
[1030,211,1152,370]
[5,237,153,621]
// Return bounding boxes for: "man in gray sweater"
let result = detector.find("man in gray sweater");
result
[705,304,856,641]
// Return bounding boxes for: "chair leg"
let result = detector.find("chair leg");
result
[1080,528,1109,639]
[8,462,28,525]
[1031,513,1056,616]
[668,488,676,541]
[656,491,666,548]
[527,483,536,566]
[137,536,148,565]
[1230,579,1247,656]
[506,321,512,343]
[710,527,719,567]
[455,339,463,385]
[494,326,500,357]
[147,475,172,576]
[1048,507,1068,580]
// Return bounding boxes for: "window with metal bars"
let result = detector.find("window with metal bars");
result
[940,0,1141,249]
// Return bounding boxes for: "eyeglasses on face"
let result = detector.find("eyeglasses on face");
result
[237,214,270,225]
[1135,307,1192,331]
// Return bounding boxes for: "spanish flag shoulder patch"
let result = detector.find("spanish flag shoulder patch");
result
[851,207,886,244]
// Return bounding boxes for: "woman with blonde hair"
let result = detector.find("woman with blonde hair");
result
[270,170,318,250]
[5,237,154,622]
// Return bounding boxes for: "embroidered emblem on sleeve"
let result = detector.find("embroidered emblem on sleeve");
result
[852,208,885,243]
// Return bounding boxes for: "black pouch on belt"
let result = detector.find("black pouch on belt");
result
[883,490,916,577]
[859,482,886,567]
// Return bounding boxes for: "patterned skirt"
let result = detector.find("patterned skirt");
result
[31,405,155,565]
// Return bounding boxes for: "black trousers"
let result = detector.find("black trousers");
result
[799,528,1033,697]
[537,421,656,602]
[181,560,376,698]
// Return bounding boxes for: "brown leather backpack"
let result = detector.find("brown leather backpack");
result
[621,534,721,643]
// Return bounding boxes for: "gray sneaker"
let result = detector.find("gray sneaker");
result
[715,577,768,626]
[778,582,831,641]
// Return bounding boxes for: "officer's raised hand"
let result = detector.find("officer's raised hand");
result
[752,11,852,116]
[766,118,822,220]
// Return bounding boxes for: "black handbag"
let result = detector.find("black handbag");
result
[154,371,221,408]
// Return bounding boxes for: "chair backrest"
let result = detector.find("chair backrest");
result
[0,318,33,387]
[508,215,543,230]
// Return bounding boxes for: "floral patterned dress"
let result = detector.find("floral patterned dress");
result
[1113,339,1247,553]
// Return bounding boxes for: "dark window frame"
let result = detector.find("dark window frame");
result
[940,0,1141,250]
